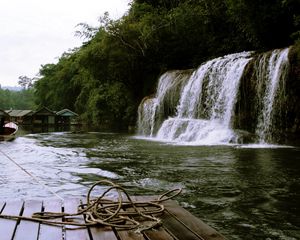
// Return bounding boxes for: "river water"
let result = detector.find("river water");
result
[0,131,299,239]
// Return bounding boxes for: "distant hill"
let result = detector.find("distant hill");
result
[1,86,22,91]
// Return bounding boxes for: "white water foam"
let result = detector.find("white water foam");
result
[154,52,252,145]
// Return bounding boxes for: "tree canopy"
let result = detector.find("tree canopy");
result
[33,0,300,130]
[0,87,35,110]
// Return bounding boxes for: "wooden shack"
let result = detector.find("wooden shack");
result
[56,109,79,125]
[5,107,80,127]
[5,110,34,125]
[31,107,56,125]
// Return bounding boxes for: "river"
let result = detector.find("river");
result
[0,131,299,239]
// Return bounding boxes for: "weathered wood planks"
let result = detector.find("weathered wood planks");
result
[163,200,225,240]
[0,197,226,240]
[38,199,63,240]
[133,196,174,240]
[0,201,23,240]
[64,198,90,240]
[14,200,42,240]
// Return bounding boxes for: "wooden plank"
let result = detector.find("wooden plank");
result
[90,226,120,240]
[163,200,226,240]
[80,199,118,240]
[0,200,24,240]
[0,202,5,212]
[133,196,174,240]
[14,200,43,240]
[160,210,205,240]
[63,198,90,240]
[144,229,174,240]
[0,202,5,209]
[117,230,145,240]
[136,196,224,239]
[115,196,146,240]
[134,196,218,240]
[38,199,63,240]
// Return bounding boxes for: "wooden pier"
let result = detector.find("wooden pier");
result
[0,197,225,240]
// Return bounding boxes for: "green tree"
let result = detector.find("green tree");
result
[225,0,299,49]
[18,75,33,89]
[0,88,35,109]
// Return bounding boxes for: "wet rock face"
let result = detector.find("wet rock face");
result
[286,44,300,136]
[234,47,299,144]
[233,59,258,133]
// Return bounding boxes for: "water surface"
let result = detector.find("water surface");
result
[0,132,299,239]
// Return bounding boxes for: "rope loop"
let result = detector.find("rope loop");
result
[3,180,182,233]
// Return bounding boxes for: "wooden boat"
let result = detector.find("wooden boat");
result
[0,122,18,141]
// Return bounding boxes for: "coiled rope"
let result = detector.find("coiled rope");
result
[0,180,182,233]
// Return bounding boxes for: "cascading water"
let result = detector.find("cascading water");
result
[137,70,192,136]
[156,52,252,144]
[138,52,252,144]
[137,97,157,136]
[137,48,291,145]
[254,48,290,143]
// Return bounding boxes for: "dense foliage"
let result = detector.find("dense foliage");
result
[0,88,35,110]
[34,0,300,130]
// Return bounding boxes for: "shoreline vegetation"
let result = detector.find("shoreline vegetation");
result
[1,0,299,134]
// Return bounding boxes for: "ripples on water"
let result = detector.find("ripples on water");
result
[0,131,299,239]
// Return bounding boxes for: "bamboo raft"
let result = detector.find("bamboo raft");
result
[0,197,225,240]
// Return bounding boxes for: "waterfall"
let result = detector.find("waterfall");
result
[137,70,192,136]
[137,97,157,136]
[137,48,291,145]
[177,52,252,124]
[254,48,290,143]
[156,52,252,144]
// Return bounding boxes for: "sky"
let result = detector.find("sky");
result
[0,0,130,87]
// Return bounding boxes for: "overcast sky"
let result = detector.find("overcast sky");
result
[0,0,130,87]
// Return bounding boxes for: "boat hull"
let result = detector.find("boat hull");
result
[0,122,18,141]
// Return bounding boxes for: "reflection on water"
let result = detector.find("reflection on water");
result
[0,131,299,239]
